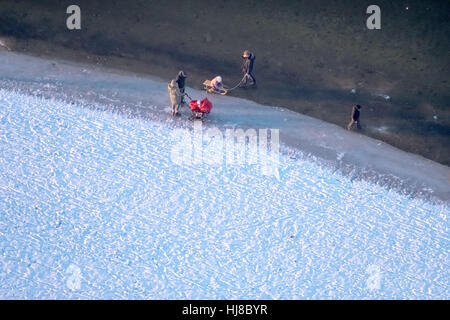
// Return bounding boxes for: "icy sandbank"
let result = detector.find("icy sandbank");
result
[0,51,448,201]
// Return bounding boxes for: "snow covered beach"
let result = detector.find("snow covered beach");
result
[0,52,448,299]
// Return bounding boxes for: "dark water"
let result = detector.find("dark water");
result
[1,0,449,165]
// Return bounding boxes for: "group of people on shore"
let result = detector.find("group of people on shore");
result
[168,49,362,131]
[168,50,256,116]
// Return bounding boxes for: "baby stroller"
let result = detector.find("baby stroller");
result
[189,97,213,120]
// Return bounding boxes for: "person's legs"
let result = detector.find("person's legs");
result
[180,88,185,104]
[249,73,256,85]
[239,74,248,87]
[240,74,256,87]
[347,119,355,130]
[214,84,225,93]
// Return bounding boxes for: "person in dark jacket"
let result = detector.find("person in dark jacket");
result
[175,70,187,106]
[240,50,256,87]
[175,70,187,93]
[347,104,362,130]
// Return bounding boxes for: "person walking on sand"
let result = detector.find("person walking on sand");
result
[240,50,256,87]
[347,104,362,130]
[168,79,183,116]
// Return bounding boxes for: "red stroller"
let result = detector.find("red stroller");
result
[189,98,213,120]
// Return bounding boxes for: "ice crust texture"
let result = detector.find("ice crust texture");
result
[0,89,448,299]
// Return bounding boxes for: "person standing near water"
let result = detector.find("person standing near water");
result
[347,104,362,130]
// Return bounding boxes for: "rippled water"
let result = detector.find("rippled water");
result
[0,90,448,299]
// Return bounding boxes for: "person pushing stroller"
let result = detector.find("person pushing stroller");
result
[168,79,183,116]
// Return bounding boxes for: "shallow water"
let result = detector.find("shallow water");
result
[0,89,448,299]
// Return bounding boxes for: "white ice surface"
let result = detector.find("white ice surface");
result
[0,89,448,299]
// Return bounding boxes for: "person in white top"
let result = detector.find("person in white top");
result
[210,76,224,91]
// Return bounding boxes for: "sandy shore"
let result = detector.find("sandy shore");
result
[1,50,448,202]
